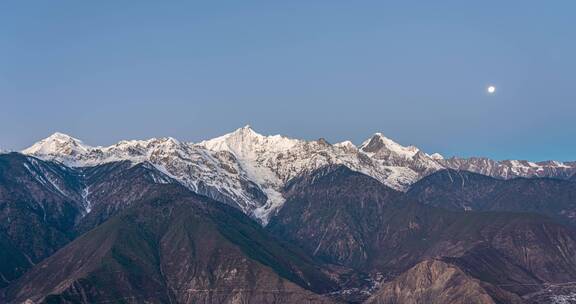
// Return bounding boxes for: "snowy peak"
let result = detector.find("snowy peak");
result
[199,125,299,158]
[360,133,420,159]
[200,125,261,152]
[228,124,259,139]
[23,132,91,157]
[535,160,570,168]
[358,133,444,175]
[429,153,444,160]
[334,141,357,151]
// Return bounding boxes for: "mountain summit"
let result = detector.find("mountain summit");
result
[23,132,90,159]
[360,132,420,158]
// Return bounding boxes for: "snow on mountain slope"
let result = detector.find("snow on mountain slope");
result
[360,133,420,159]
[199,126,429,188]
[21,126,576,224]
[23,133,91,165]
[197,126,442,220]
[360,133,444,174]
[429,153,444,160]
[23,134,268,216]
[22,127,441,223]
[438,157,576,180]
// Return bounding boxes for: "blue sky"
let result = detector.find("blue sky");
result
[1,1,574,161]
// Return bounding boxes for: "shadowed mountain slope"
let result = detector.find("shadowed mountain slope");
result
[267,165,576,301]
[0,153,85,286]
[0,154,184,286]
[407,169,576,225]
[75,160,179,233]
[4,184,339,304]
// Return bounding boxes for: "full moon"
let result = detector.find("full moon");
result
[487,85,496,94]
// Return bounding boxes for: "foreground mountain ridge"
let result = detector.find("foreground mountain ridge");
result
[21,126,576,223]
[2,153,576,303]
[4,184,340,304]
[267,165,576,301]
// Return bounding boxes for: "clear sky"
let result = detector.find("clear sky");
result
[1,1,574,161]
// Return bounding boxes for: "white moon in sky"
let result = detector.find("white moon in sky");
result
[487,86,496,94]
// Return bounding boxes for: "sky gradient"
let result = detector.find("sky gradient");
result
[1,1,575,161]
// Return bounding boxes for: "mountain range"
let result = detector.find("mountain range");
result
[1,126,576,303]
[19,126,576,223]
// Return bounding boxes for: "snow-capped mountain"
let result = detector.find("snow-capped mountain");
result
[21,126,576,223]
[25,133,270,217]
[23,132,91,163]
[438,157,576,180]
[359,133,444,176]
[197,126,432,219]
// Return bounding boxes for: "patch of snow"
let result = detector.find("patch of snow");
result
[81,186,92,214]
[334,141,357,150]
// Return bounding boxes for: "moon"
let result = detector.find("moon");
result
[487,85,496,94]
